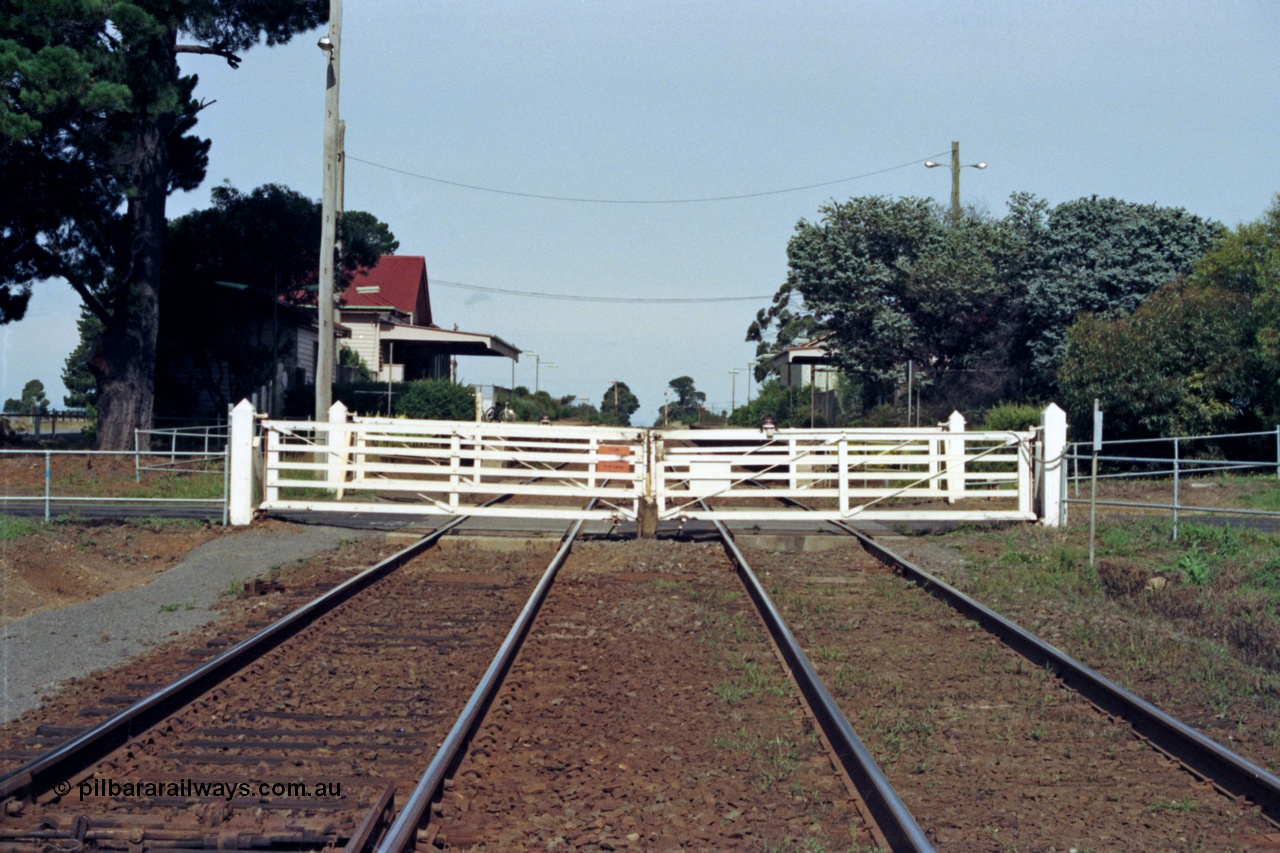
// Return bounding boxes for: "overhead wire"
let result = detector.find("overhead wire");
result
[359,149,949,303]
[346,151,951,205]
[431,279,771,304]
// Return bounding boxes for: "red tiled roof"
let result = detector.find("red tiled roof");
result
[342,255,432,326]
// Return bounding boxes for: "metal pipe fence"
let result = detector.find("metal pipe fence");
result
[0,448,228,524]
[134,424,230,480]
[1064,427,1280,539]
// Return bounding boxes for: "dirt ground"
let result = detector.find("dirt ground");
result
[0,520,228,623]
[434,539,870,851]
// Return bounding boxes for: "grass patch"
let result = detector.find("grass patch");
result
[712,657,791,705]
[45,460,225,501]
[159,602,197,612]
[934,509,1280,766]
[1146,797,1205,814]
[0,515,41,540]
[711,726,760,751]
[1224,473,1280,512]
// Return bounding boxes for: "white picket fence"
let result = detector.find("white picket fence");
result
[227,401,1067,527]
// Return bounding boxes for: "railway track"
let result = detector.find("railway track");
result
[736,492,1280,849]
[388,534,879,851]
[751,541,1280,849]
[6,490,1280,850]
[0,508,587,851]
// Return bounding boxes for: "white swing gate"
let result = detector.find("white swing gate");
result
[652,416,1038,523]
[239,402,1064,526]
[259,403,647,521]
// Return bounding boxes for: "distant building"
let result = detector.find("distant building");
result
[771,331,842,424]
[340,255,518,382]
[772,332,839,392]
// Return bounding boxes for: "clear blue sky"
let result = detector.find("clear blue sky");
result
[5,2,1279,423]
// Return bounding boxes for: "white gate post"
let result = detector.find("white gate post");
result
[945,411,966,504]
[328,401,350,497]
[229,399,256,525]
[1038,403,1068,527]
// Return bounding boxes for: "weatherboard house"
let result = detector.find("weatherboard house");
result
[338,255,519,383]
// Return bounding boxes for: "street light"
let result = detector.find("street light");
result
[729,369,741,415]
[925,140,985,223]
[525,351,549,394]
[314,0,342,420]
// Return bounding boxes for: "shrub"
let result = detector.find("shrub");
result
[338,347,373,381]
[727,380,811,428]
[854,403,901,427]
[982,402,1042,431]
[394,380,477,421]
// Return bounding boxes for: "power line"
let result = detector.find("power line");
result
[432,279,771,304]
[347,151,950,205]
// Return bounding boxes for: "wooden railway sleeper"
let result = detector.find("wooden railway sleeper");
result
[0,820,341,850]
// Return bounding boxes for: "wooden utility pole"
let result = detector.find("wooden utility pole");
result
[950,140,961,223]
[315,0,341,419]
[926,141,985,225]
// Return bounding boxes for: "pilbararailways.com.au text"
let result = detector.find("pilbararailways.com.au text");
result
[62,777,342,802]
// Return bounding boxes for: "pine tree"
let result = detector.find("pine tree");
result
[1,0,327,447]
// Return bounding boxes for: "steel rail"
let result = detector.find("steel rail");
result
[377,500,597,853]
[794,505,1280,823]
[0,498,510,802]
[705,510,935,853]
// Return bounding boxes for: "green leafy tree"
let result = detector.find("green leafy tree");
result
[0,0,327,447]
[1058,280,1257,440]
[745,285,819,383]
[3,378,49,414]
[765,196,1030,412]
[1187,195,1280,420]
[1022,195,1220,391]
[664,375,706,424]
[600,381,640,426]
[727,380,809,427]
[751,192,1221,412]
[155,183,397,417]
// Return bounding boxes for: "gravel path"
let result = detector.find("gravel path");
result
[0,524,374,724]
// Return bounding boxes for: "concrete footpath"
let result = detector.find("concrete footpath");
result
[0,525,374,724]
